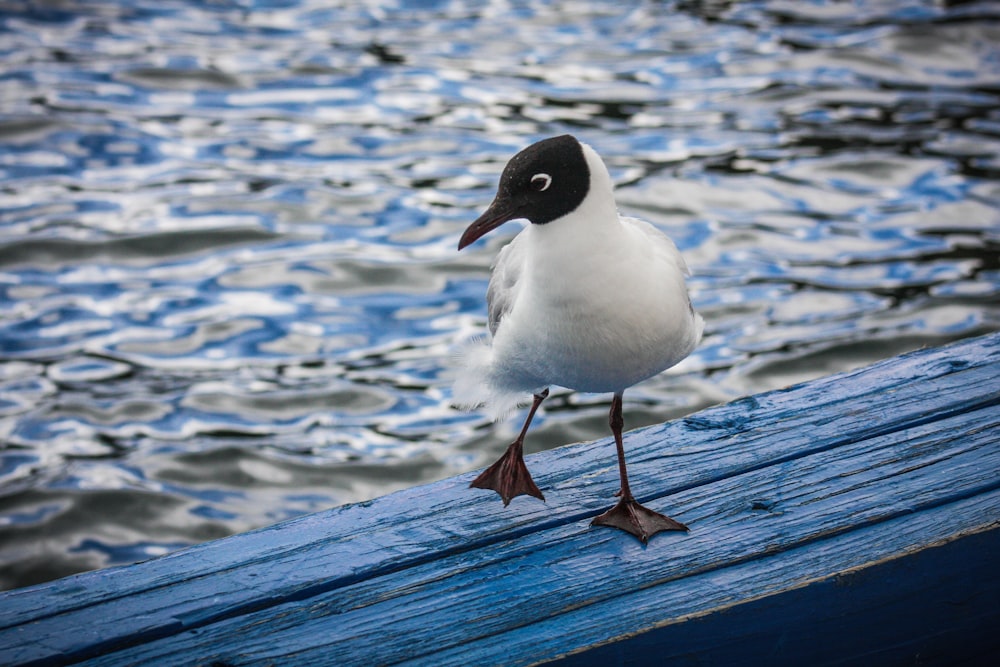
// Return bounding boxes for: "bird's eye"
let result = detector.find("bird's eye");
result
[530,173,552,192]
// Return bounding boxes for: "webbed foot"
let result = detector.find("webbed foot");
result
[591,497,687,543]
[470,443,544,506]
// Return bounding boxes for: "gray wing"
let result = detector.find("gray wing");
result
[622,215,692,277]
[485,233,527,337]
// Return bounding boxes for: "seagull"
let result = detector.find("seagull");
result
[454,134,704,543]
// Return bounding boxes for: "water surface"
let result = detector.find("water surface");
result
[1,0,998,590]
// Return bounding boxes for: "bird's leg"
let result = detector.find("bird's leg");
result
[470,388,548,506]
[591,393,688,543]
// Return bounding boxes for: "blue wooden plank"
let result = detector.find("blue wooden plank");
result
[544,523,1000,666]
[0,332,997,666]
[71,408,1000,666]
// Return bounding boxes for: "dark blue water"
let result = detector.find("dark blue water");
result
[1,0,998,590]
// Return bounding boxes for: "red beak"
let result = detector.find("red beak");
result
[458,200,521,250]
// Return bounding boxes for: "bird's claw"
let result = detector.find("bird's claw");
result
[591,497,687,543]
[470,443,545,506]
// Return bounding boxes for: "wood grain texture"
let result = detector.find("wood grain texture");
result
[1,332,998,666]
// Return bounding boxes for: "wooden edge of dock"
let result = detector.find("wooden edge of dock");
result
[1,332,998,666]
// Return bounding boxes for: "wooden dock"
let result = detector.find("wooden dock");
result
[2,332,998,666]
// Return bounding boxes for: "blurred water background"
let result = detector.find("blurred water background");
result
[1,0,998,591]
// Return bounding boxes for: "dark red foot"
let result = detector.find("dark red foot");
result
[591,497,687,543]
[470,445,544,506]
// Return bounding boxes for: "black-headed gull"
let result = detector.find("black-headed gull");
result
[454,134,703,543]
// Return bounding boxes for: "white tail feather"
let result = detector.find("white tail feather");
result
[450,336,527,422]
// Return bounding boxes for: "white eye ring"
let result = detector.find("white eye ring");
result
[530,173,552,192]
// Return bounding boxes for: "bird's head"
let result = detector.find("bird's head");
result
[458,134,593,250]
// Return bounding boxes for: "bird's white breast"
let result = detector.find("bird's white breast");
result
[489,213,702,395]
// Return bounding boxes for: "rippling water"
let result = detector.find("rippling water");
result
[1,0,998,590]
